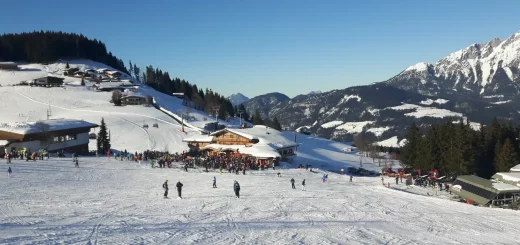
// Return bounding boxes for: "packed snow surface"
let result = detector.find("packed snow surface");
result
[2,158,520,244]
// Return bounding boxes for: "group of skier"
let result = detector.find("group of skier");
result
[162,180,184,199]
[290,178,306,191]
[162,177,241,199]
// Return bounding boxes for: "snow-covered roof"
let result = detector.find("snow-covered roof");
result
[182,134,213,143]
[213,126,299,149]
[493,172,520,183]
[96,68,109,72]
[201,143,281,159]
[0,119,97,135]
[0,62,17,65]
[106,71,121,75]
[0,140,9,146]
[510,164,520,172]
[492,182,520,191]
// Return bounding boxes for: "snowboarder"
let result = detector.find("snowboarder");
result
[302,179,306,191]
[163,180,169,198]
[291,178,296,189]
[234,180,241,198]
[213,176,217,188]
[176,181,183,199]
[350,175,353,182]
[8,167,12,177]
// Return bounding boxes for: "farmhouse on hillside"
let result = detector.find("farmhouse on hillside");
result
[121,91,150,106]
[30,76,65,87]
[0,119,98,155]
[183,125,298,165]
[0,62,20,70]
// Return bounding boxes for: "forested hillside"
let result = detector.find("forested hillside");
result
[400,118,520,178]
[0,31,127,73]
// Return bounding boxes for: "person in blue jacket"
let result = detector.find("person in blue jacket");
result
[233,180,241,198]
[8,166,12,177]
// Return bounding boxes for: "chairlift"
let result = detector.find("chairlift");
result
[89,133,97,139]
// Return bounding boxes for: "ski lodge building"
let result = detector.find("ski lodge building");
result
[451,175,520,208]
[0,119,98,155]
[183,125,298,165]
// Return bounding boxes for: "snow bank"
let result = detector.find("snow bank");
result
[366,126,391,137]
[320,120,344,129]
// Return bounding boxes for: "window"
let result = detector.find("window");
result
[53,136,60,143]
[66,134,77,141]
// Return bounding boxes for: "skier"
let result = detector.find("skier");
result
[176,181,183,199]
[8,166,12,177]
[350,175,353,182]
[381,176,384,185]
[184,164,188,172]
[291,178,296,189]
[233,180,241,198]
[302,179,306,191]
[213,176,217,188]
[277,172,281,177]
[163,180,169,198]
[75,158,79,168]
[395,176,399,185]
[322,174,326,183]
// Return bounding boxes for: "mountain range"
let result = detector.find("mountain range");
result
[242,30,520,146]
[228,93,250,106]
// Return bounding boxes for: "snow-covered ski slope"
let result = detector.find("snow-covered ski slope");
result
[2,158,520,244]
[0,60,243,153]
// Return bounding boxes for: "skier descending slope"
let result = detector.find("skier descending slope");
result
[291,178,296,189]
[163,180,169,198]
[302,179,306,191]
[233,180,241,198]
[176,181,183,199]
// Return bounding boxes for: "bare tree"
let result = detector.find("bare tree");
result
[34,121,53,151]
[112,90,123,106]
[354,133,367,167]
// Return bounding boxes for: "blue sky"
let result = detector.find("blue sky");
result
[2,0,520,98]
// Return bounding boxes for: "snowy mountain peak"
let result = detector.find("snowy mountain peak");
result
[308,90,322,95]
[404,62,431,72]
[386,29,520,98]
[228,93,250,106]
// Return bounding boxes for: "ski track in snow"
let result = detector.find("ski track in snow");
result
[1,158,520,244]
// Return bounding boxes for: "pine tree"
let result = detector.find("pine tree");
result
[97,118,110,153]
[272,117,282,130]
[494,138,518,172]
[400,122,421,168]
[252,110,263,125]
